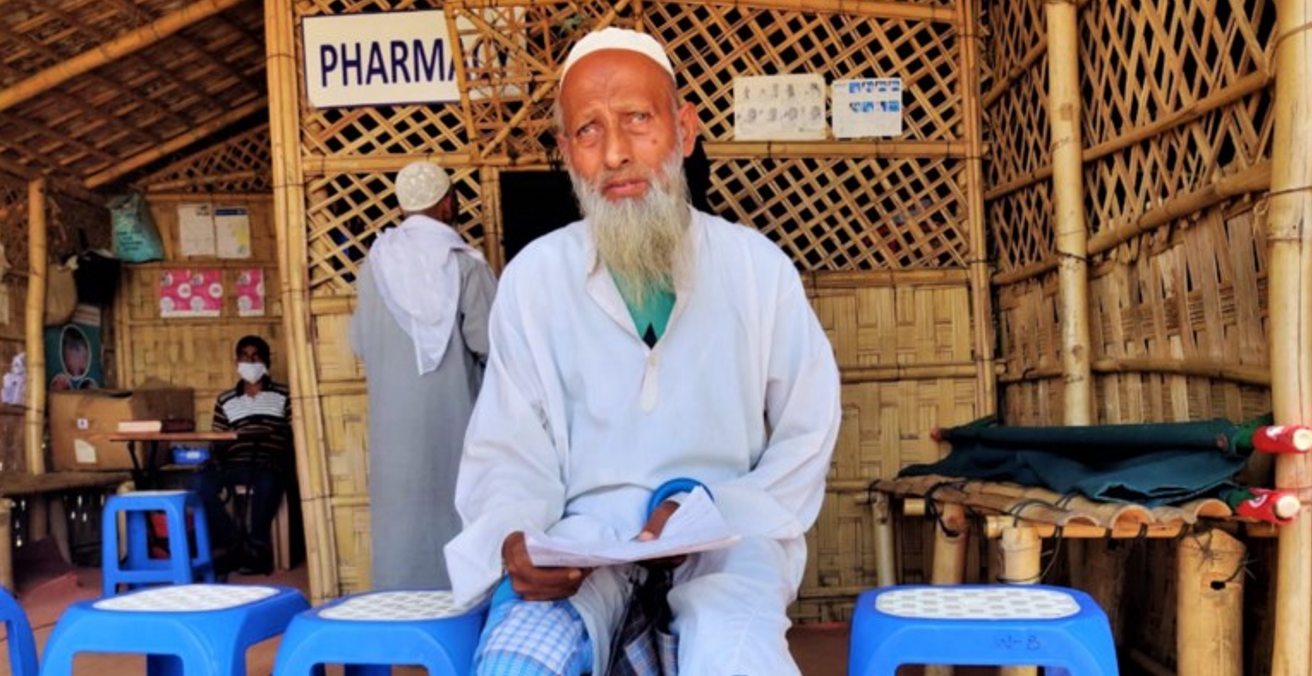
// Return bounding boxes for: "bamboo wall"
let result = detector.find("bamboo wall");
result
[0,174,110,474]
[983,0,1278,670]
[267,0,991,615]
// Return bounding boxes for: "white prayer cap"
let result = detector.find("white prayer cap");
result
[560,27,674,85]
[394,161,451,212]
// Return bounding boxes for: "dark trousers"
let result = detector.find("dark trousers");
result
[188,463,285,549]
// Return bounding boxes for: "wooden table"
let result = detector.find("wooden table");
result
[108,432,238,489]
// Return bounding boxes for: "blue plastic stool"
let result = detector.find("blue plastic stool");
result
[39,584,308,676]
[272,590,490,676]
[848,585,1119,676]
[0,586,38,675]
[101,490,215,596]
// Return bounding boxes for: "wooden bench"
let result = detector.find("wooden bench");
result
[0,471,134,590]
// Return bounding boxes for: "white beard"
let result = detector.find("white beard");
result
[571,150,692,308]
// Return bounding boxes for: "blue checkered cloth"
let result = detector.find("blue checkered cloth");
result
[475,579,594,676]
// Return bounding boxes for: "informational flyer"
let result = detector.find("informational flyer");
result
[159,268,223,318]
[235,268,265,317]
[833,78,903,138]
[177,203,216,257]
[733,74,826,141]
[215,207,251,259]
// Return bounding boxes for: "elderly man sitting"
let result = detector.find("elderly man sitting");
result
[446,28,841,676]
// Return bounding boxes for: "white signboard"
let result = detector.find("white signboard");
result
[733,74,826,141]
[833,78,903,139]
[303,10,460,108]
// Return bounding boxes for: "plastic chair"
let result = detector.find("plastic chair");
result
[0,586,38,676]
[39,584,308,676]
[848,584,1119,676]
[101,490,215,596]
[272,590,490,676]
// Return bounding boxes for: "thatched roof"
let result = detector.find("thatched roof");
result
[0,0,266,195]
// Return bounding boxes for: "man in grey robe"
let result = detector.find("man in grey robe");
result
[351,160,497,589]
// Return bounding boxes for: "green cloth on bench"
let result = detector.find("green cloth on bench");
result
[900,418,1266,506]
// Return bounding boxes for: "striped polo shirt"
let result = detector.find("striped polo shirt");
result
[212,377,293,469]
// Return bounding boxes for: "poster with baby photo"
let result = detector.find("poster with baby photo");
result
[159,268,223,318]
[236,268,265,317]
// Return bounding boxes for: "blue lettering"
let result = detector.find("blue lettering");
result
[320,45,338,88]
[413,38,446,82]
[366,41,388,84]
[339,42,363,86]
[390,40,411,83]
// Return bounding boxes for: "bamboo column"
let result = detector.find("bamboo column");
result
[25,179,47,476]
[956,0,997,415]
[265,0,339,602]
[1267,0,1312,673]
[1045,0,1093,426]
[998,525,1042,676]
[927,502,970,676]
[1177,530,1244,676]
[871,491,898,587]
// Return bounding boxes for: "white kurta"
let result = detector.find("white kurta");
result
[446,209,841,674]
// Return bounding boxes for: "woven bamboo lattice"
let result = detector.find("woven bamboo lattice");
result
[997,275,1063,425]
[305,169,486,294]
[981,0,1050,274]
[0,178,25,274]
[710,158,967,270]
[0,1,267,184]
[135,123,273,193]
[646,3,961,143]
[1078,0,1277,243]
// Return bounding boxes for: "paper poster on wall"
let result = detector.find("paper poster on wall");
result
[236,268,266,317]
[215,207,251,259]
[178,203,216,257]
[733,74,826,141]
[159,268,223,318]
[833,78,903,139]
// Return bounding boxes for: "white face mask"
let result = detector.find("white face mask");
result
[237,362,267,384]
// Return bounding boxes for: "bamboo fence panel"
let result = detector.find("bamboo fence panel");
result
[135,124,274,194]
[0,0,267,183]
[304,170,486,295]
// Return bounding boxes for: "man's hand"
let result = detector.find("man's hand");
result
[636,499,686,569]
[501,531,592,601]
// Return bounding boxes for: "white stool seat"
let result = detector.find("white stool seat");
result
[319,590,463,621]
[93,584,280,612]
[875,586,1080,620]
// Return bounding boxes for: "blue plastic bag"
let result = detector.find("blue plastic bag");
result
[109,193,164,263]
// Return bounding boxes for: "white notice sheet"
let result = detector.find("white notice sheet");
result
[525,488,740,567]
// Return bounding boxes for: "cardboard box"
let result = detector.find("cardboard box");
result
[49,388,195,471]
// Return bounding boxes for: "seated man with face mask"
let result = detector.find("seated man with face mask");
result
[188,335,294,576]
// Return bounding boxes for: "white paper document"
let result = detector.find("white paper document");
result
[526,488,740,567]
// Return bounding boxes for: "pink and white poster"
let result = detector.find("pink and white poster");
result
[236,268,265,317]
[159,268,223,318]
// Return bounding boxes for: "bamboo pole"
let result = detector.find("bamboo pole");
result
[957,0,997,419]
[1268,0,1312,673]
[871,491,897,587]
[1177,530,1244,676]
[0,0,251,114]
[1066,540,1129,643]
[1045,0,1092,426]
[25,178,47,476]
[998,524,1042,676]
[454,0,954,21]
[265,0,339,602]
[926,502,970,676]
[0,499,11,591]
[479,166,505,273]
[84,99,266,188]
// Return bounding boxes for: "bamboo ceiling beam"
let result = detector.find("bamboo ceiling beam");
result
[83,97,265,188]
[1267,0,1312,673]
[0,0,250,114]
